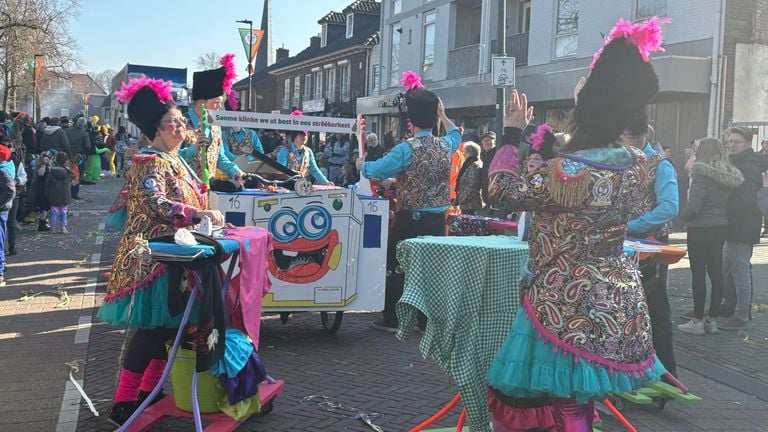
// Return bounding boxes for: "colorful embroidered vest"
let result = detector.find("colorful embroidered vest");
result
[187,125,223,181]
[628,143,672,239]
[395,135,452,211]
[226,128,253,156]
[286,145,310,177]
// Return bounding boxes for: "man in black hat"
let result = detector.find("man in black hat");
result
[356,75,461,332]
[179,54,244,186]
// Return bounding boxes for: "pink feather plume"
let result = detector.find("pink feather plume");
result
[227,90,239,111]
[590,16,670,69]
[530,124,553,151]
[114,76,173,105]
[400,71,424,91]
[290,109,303,116]
[220,53,237,95]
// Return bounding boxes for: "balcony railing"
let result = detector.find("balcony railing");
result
[448,32,529,80]
[448,44,481,80]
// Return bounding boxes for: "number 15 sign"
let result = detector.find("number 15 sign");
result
[492,56,516,88]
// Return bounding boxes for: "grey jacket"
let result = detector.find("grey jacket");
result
[682,161,744,227]
[64,126,90,155]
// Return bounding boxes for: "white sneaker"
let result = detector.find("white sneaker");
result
[704,317,719,334]
[677,318,705,335]
[50,225,59,234]
[60,226,69,234]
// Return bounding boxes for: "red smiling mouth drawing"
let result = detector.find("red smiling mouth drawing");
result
[268,230,340,284]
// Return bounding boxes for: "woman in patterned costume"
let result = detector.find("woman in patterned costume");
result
[485,18,669,431]
[99,77,224,426]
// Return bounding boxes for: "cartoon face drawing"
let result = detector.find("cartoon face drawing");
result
[267,205,342,284]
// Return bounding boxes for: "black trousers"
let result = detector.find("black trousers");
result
[383,210,446,326]
[640,235,676,376]
[123,328,177,373]
[687,226,726,319]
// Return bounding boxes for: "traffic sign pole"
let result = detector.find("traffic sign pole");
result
[495,0,507,134]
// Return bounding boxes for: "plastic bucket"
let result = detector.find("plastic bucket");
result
[167,344,223,413]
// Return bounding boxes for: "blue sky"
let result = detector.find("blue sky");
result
[70,0,353,81]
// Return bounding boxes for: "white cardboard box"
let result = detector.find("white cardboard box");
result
[210,189,388,312]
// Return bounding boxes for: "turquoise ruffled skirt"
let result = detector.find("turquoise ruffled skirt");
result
[487,307,666,404]
[97,273,193,329]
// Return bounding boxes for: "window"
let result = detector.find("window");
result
[392,0,401,15]
[554,0,580,58]
[520,1,531,33]
[321,23,328,47]
[293,77,301,106]
[636,0,667,19]
[340,63,351,101]
[346,13,354,38]
[313,70,323,99]
[240,90,247,109]
[371,64,380,92]
[390,23,401,87]
[283,79,290,109]
[326,67,336,101]
[304,74,312,99]
[422,11,437,79]
[60,108,69,117]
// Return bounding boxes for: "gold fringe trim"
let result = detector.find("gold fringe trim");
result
[547,167,591,209]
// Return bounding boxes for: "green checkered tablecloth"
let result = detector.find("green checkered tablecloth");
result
[395,235,528,432]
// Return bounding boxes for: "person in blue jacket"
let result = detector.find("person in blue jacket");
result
[275,128,331,185]
[624,111,679,378]
[222,126,264,161]
[357,71,461,332]
[179,54,244,187]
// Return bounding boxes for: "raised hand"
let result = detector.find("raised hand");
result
[504,89,534,129]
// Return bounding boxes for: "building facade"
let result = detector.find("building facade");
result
[233,0,381,120]
[109,64,188,136]
[12,71,106,120]
[360,0,768,163]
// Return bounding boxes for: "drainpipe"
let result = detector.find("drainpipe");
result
[707,0,726,137]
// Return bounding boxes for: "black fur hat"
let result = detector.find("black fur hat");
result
[574,36,658,146]
[405,89,439,130]
[571,17,668,148]
[115,77,175,141]
[192,68,227,101]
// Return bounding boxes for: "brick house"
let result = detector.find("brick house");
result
[233,0,381,118]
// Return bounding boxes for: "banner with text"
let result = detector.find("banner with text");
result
[208,110,358,134]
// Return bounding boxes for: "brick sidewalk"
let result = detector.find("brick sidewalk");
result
[4,175,766,431]
[0,177,122,432]
[668,233,768,403]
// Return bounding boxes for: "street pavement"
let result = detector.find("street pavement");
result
[1,176,767,431]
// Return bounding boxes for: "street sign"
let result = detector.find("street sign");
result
[491,56,516,88]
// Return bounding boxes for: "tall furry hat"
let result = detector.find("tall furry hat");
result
[114,77,174,140]
[574,17,667,146]
[192,53,237,101]
[400,71,439,130]
[529,124,556,160]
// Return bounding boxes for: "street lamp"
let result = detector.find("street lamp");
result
[236,19,253,111]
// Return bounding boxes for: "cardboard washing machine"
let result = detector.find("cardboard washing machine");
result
[210,189,388,312]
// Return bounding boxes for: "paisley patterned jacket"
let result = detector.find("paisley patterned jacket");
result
[105,151,207,300]
[490,142,659,371]
[396,135,452,211]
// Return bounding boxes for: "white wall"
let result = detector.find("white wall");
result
[528,0,719,67]
[733,43,768,121]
